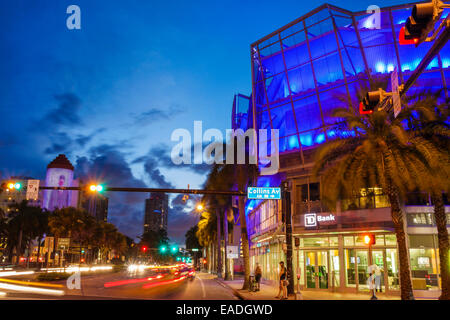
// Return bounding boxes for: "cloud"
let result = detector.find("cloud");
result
[132,105,184,125]
[167,194,201,245]
[133,142,214,177]
[74,144,149,240]
[40,93,83,128]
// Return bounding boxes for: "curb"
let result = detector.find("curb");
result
[215,279,246,300]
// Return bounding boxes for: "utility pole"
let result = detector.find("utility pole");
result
[216,208,222,279]
[282,181,295,295]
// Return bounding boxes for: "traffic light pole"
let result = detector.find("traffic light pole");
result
[379,16,450,112]
[38,186,246,197]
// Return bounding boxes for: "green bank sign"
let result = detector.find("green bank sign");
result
[247,187,281,200]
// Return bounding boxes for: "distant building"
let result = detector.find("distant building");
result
[143,193,168,234]
[43,154,79,211]
[80,192,109,222]
[0,176,43,216]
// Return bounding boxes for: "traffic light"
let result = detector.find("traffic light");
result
[359,88,387,114]
[363,234,376,246]
[401,1,444,46]
[1,182,22,191]
[141,246,148,253]
[89,184,104,192]
[159,245,167,253]
[203,259,207,264]
[171,245,178,253]
[81,249,85,254]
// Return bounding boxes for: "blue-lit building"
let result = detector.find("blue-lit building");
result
[232,2,450,296]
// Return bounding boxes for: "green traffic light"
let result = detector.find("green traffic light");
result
[97,185,104,192]
[171,246,177,253]
[14,183,21,190]
[160,246,167,253]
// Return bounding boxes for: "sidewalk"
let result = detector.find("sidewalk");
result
[217,279,426,300]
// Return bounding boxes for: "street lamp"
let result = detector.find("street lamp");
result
[196,204,204,211]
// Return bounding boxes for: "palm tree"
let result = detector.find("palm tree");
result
[313,105,445,300]
[7,201,44,264]
[400,91,450,299]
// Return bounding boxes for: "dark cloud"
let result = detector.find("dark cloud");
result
[132,105,183,125]
[133,142,214,177]
[41,93,83,128]
[74,144,148,240]
[167,194,200,245]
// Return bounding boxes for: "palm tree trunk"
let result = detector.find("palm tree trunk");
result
[16,227,23,265]
[431,193,450,300]
[36,237,42,270]
[387,185,415,300]
[238,196,250,290]
[224,208,230,280]
[216,208,222,279]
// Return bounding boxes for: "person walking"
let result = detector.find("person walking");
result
[255,263,262,291]
[276,261,288,299]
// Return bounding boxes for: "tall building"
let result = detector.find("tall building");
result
[233,3,450,296]
[80,193,109,222]
[0,176,43,215]
[143,193,169,234]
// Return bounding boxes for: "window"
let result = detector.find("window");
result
[309,183,320,201]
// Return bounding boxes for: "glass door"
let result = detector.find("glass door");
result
[372,250,385,292]
[356,250,369,291]
[305,251,329,289]
[305,251,316,289]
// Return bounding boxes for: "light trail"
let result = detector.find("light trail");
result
[104,274,168,288]
[0,271,35,277]
[141,276,187,289]
[0,278,63,288]
[0,282,64,296]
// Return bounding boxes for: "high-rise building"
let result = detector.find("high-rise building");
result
[143,193,168,234]
[80,193,109,222]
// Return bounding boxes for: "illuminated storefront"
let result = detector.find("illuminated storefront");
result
[233,3,450,296]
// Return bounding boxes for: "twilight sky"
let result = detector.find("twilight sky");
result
[0,0,410,244]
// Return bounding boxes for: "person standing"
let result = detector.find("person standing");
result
[255,263,262,291]
[276,261,288,299]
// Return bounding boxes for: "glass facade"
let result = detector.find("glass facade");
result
[231,4,450,159]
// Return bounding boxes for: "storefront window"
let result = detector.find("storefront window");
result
[410,248,439,290]
[303,237,329,247]
[345,249,356,287]
[386,249,400,290]
[294,249,304,285]
[375,235,385,246]
[344,236,354,246]
[329,237,338,247]
[355,235,366,246]
[330,249,340,288]
[357,251,369,291]
[385,234,397,246]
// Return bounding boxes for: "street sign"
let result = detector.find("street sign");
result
[191,248,199,252]
[227,246,239,259]
[247,187,281,200]
[57,238,70,250]
[391,67,401,118]
[44,237,54,253]
[26,179,39,200]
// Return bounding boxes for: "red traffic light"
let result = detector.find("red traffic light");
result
[141,246,148,252]
[363,234,376,246]
[399,26,419,45]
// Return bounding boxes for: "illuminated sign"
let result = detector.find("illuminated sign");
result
[304,213,336,227]
[247,187,281,200]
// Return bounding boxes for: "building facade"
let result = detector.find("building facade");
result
[143,193,169,234]
[233,3,450,296]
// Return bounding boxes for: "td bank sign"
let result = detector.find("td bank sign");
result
[304,213,336,227]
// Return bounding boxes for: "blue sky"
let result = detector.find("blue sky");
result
[0,0,411,243]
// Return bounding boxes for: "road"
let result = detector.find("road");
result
[0,271,239,300]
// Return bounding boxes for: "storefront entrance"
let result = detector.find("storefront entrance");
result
[305,251,328,289]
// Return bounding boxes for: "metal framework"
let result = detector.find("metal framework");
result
[232,2,450,162]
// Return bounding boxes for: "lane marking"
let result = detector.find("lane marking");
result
[197,276,206,299]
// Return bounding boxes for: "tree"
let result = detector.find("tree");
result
[313,105,444,300]
[401,90,450,300]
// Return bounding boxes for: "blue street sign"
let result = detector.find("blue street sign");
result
[247,187,281,200]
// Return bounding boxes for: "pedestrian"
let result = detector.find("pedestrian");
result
[374,264,383,292]
[275,261,288,299]
[255,263,262,291]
